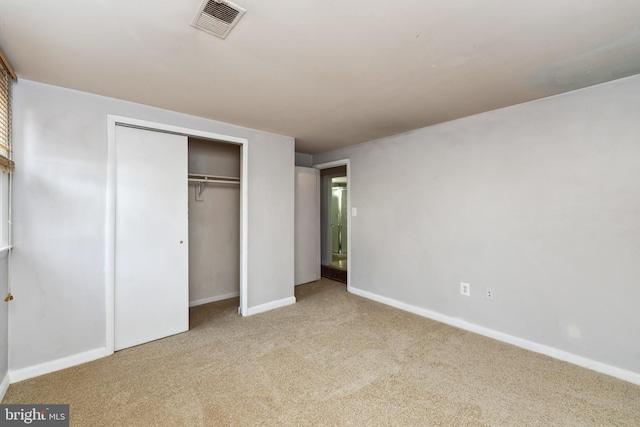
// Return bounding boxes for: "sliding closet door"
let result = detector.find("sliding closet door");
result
[114,126,189,350]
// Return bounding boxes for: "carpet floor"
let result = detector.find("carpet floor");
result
[3,279,640,426]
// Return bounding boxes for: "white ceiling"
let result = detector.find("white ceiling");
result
[1,0,639,154]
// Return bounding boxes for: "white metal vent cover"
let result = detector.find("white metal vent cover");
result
[192,0,246,39]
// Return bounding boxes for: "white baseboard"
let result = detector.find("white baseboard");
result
[0,372,10,400]
[245,296,296,316]
[189,292,240,307]
[9,347,108,384]
[348,286,640,386]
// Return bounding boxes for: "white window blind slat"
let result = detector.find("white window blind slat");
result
[0,69,13,166]
[0,50,14,171]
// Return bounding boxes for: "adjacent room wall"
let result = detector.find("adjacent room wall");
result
[313,74,640,378]
[9,80,295,375]
[295,152,313,167]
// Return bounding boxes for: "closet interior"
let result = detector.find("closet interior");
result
[188,137,241,307]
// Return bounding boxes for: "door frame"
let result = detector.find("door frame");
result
[106,115,249,355]
[312,159,351,291]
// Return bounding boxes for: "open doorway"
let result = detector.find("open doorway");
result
[328,173,348,271]
[188,138,241,308]
[314,161,350,286]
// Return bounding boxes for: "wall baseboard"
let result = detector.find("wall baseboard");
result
[0,372,10,401]
[245,296,296,316]
[189,292,240,307]
[9,347,108,384]
[8,295,294,382]
[348,286,640,386]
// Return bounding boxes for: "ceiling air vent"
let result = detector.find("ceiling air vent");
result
[192,0,246,39]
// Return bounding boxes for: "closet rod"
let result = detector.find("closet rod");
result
[188,173,239,181]
[188,178,240,185]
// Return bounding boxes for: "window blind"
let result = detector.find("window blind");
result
[0,47,17,172]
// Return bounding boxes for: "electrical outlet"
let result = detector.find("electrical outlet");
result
[486,287,494,300]
[460,282,470,296]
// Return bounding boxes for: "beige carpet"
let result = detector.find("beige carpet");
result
[3,279,640,426]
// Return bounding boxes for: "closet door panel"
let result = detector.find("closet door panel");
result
[295,167,320,285]
[115,126,189,350]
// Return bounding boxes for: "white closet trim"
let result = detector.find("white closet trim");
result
[106,115,250,356]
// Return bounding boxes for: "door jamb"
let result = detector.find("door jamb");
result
[106,115,249,355]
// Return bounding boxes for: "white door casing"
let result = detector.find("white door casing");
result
[114,125,189,350]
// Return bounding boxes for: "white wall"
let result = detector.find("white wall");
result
[10,80,295,374]
[247,136,295,308]
[314,74,640,379]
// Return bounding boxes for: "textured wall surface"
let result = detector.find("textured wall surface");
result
[314,75,640,376]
